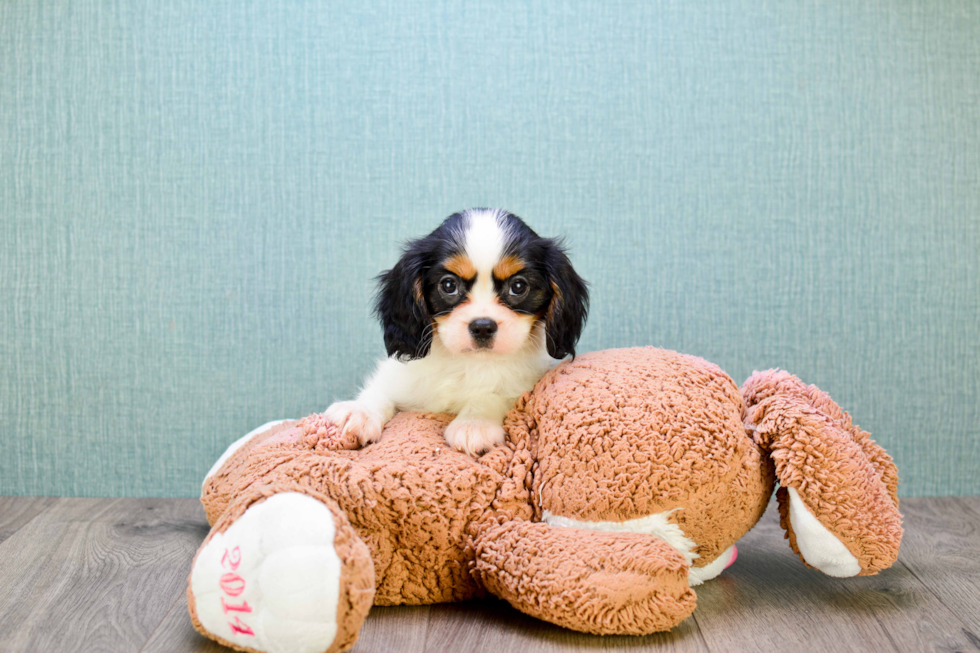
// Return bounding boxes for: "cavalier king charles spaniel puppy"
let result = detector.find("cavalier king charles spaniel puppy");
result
[325,208,589,456]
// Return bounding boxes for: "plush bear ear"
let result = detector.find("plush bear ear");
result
[542,239,589,359]
[374,241,433,361]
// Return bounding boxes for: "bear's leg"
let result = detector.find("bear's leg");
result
[188,487,375,653]
[742,370,902,576]
[202,414,364,526]
[201,420,300,525]
[203,420,293,490]
[473,521,697,635]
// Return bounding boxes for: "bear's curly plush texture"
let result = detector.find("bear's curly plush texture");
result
[473,521,697,634]
[525,348,774,566]
[189,347,902,652]
[741,370,902,574]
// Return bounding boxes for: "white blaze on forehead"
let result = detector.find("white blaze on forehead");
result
[463,209,507,299]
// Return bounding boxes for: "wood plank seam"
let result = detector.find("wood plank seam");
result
[871,612,903,653]
[896,558,976,633]
[0,497,57,547]
[689,612,715,651]
[137,592,187,653]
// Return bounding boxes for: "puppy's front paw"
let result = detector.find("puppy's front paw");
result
[323,401,384,446]
[444,418,505,457]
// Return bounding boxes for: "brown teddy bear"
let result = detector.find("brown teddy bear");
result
[187,347,902,653]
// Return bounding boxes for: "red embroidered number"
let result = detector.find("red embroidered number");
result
[228,616,255,636]
[221,596,253,614]
[221,546,242,571]
[219,573,246,597]
[219,548,254,636]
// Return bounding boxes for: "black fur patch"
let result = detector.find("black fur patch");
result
[374,213,467,360]
[496,213,589,358]
[375,210,589,361]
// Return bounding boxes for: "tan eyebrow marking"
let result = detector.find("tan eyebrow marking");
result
[493,255,524,279]
[444,254,476,280]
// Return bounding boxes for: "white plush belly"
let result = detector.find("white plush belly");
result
[541,509,735,586]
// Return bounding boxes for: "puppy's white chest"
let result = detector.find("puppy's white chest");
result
[407,352,549,414]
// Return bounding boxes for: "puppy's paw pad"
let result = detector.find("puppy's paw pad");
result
[324,401,383,446]
[444,419,506,457]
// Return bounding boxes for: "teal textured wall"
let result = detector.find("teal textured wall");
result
[1,1,978,498]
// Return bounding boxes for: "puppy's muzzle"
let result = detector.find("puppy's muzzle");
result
[468,318,497,348]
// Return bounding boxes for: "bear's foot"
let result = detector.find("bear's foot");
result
[688,545,738,586]
[188,491,375,653]
[743,369,902,576]
[784,487,861,577]
[474,521,697,635]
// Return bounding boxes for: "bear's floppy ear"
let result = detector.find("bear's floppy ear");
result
[374,240,432,361]
[542,238,589,359]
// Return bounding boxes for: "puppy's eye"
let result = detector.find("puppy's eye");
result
[440,276,459,296]
[509,278,529,297]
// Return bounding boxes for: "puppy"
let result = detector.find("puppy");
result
[325,208,589,456]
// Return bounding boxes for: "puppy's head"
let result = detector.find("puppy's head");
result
[375,209,589,361]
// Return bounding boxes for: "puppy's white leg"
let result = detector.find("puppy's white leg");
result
[323,400,387,446]
[325,358,403,446]
[444,394,511,457]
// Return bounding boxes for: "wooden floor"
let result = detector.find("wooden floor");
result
[0,497,978,653]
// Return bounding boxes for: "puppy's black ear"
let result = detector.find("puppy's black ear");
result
[543,239,589,359]
[374,242,432,361]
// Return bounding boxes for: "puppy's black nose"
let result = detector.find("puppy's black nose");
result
[468,318,498,341]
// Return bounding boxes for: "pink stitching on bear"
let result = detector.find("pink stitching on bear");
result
[220,547,254,636]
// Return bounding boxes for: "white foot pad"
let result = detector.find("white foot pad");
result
[190,493,342,653]
[688,545,737,586]
[787,487,861,577]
